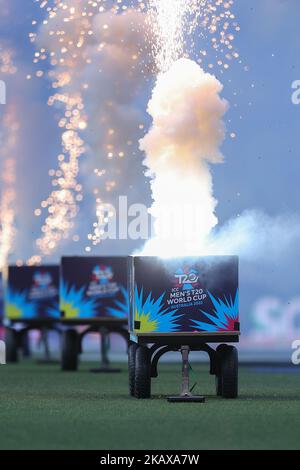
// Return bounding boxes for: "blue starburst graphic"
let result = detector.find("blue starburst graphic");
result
[106,286,129,318]
[60,282,100,318]
[134,287,181,333]
[192,289,239,332]
[5,288,38,319]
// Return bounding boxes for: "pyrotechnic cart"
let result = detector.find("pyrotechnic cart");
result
[59,256,129,372]
[128,256,239,401]
[4,265,61,363]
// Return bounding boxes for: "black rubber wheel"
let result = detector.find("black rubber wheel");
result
[134,346,151,399]
[61,329,79,371]
[5,328,19,363]
[128,342,138,396]
[220,345,238,398]
[215,344,227,396]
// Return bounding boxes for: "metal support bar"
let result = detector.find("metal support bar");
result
[181,346,191,397]
[40,327,50,361]
[100,327,110,367]
[89,326,122,373]
[167,345,205,403]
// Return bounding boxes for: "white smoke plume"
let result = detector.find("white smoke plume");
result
[140,57,228,256]
[206,210,300,262]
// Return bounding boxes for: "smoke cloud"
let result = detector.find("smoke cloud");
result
[140,57,228,256]
[207,210,300,262]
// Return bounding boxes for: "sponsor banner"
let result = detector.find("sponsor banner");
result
[60,256,128,319]
[5,266,60,320]
[129,256,239,334]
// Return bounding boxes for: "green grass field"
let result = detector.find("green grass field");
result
[0,361,300,450]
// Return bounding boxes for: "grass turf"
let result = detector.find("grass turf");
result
[0,361,300,450]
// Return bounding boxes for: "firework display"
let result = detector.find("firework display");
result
[0,272,3,324]
[5,265,60,321]
[60,256,128,320]
[128,255,239,337]
[0,106,18,269]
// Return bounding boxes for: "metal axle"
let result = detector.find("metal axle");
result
[180,345,192,397]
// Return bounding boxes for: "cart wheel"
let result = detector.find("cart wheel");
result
[128,342,138,397]
[215,344,227,396]
[61,329,79,371]
[5,328,19,363]
[220,345,238,399]
[134,346,151,399]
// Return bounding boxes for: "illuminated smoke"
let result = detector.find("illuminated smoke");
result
[139,0,243,256]
[204,211,300,262]
[141,2,296,262]
[0,105,18,269]
[84,8,154,249]
[31,1,240,257]
[30,0,90,256]
[0,48,17,75]
[0,34,18,268]
[31,1,154,255]
[140,58,227,256]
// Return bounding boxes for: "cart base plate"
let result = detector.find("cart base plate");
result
[167,395,205,403]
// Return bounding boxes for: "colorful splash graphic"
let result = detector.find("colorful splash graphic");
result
[106,286,129,319]
[134,287,181,333]
[5,288,38,320]
[5,266,60,320]
[192,289,239,332]
[60,282,99,319]
[60,281,128,319]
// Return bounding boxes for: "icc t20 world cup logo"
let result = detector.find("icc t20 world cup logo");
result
[91,265,114,285]
[173,267,199,290]
[87,265,119,297]
[29,269,57,300]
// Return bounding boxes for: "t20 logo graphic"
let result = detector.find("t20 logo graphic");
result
[87,265,119,298]
[91,265,113,285]
[174,267,199,290]
[33,270,53,288]
[29,269,57,300]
